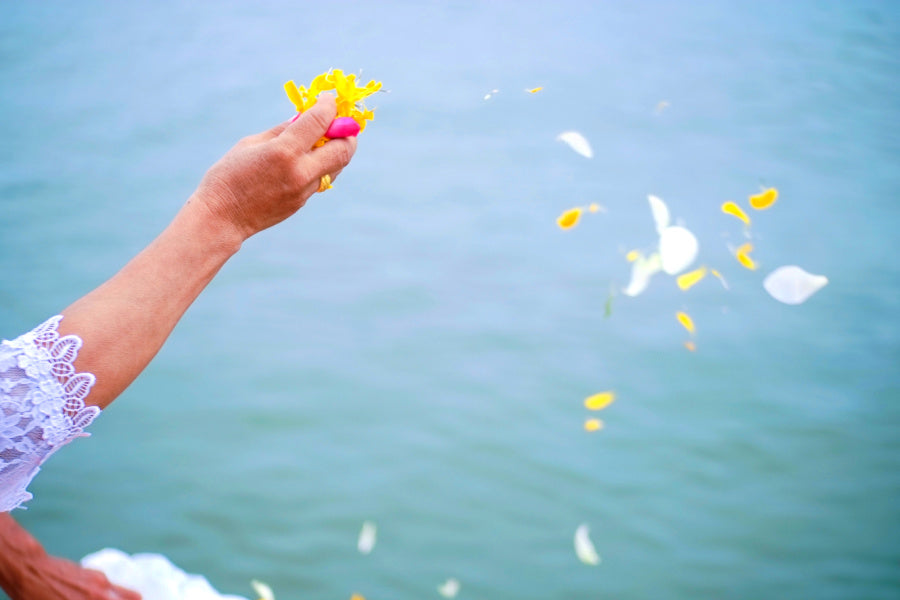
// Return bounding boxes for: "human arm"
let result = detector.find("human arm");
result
[58,92,356,410]
[0,513,141,600]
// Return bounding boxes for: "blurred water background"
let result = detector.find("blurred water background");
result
[1,1,898,598]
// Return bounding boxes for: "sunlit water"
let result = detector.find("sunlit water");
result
[1,2,898,598]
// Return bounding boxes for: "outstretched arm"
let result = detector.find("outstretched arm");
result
[58,93,356,410]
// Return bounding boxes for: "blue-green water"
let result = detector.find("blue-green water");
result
[2,1,899,598]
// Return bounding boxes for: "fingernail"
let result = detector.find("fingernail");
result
[324,117,361,139]
[290,112,301,123]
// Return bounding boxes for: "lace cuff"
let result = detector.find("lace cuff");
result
[0,316,100,511]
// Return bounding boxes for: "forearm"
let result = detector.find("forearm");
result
[0,514,44,591]
[58,198,242,409]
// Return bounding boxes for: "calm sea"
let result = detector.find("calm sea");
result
[1,1,898,598]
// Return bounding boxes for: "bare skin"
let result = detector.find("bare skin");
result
[59,92,356,409]
[0,514,141,599]
[0,92,357,598]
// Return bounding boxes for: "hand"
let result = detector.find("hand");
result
[192,92,358,243]
[8,554,141,600]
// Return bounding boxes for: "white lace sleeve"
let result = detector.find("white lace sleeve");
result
[0,316,100,512]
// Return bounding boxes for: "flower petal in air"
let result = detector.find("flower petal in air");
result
[251,580,276,600]
[438,579,461,598]
[584,418,604,432]
[527,87,544,93]
[735,243,757,270]
[677,266,708,291]
[659,226,699,275]
[623,252,662,296]
[749,187,778,210]
[710,268,730,290]
[647,195,670,236]
[556,131,593,158]
[721,201,750,226]
[763,265,828,305]
[584,391,615,410]
[358,521,377,554]
[557,207,583,229]
[676,311,695,335]
[574,524,601,565]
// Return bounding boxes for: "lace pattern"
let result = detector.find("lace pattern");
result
[0,316,99,511]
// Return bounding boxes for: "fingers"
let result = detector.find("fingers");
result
[307,135,357,179]
[111,582,143,600]
[279,93,338,153]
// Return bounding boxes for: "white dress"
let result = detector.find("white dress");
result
[0,316,100,512]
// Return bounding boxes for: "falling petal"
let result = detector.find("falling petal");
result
[584,391,616,411]
[721,201,751,226]
[557,207,583,230]
[350,595,366,600]
[659,226,699,275]
[574,524,601,565]
[625,249,641,263]
[676,311,695,335]
[749,187,778,210]
[358,521,377,554]
[763,265,828,305]
[623,252,662,296]
[677,266,708,291]
[647,195,670,236]
[527,86,544,93]
[584,418,604,432]
[654,100,670,114]
[588,203,601,213]
[484,89,499,100]
[557,131,593,158]
[438,579,461,598]
[710,269,730,290]
[735,243,757,270]
[684,340,697,352]
[251,580,275,600]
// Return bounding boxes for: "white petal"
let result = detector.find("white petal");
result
[623,252,662,296]
[252,580,276,600]
[556,131,593,158]
[358,521,377,554]
[659,226,699,275]
[763,266,828,305]
[647,195,670,235]
[437,578,461,598]
[574,524,601,565]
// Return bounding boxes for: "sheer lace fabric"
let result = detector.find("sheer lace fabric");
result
[0,316,99,511]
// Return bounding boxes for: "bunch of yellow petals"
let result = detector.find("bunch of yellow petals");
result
[284,69,382,147]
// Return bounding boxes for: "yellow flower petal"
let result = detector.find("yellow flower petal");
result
[676,266,708,291]
[684,340,696,352]
[735,243,757,270]
[625,249,641,262]
[556,207,582,229]
[350,595,366,600]
[584,391,615,410]
[283,81,304,113]
[721,201,751,226]
[676,311,695,334]
[527,86,544,93]
[588,203,600,213]
[584,418,604,432]
[749,187,778,210]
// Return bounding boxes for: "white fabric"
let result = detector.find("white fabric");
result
[81,549,250,600]
[0,316,100,512]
